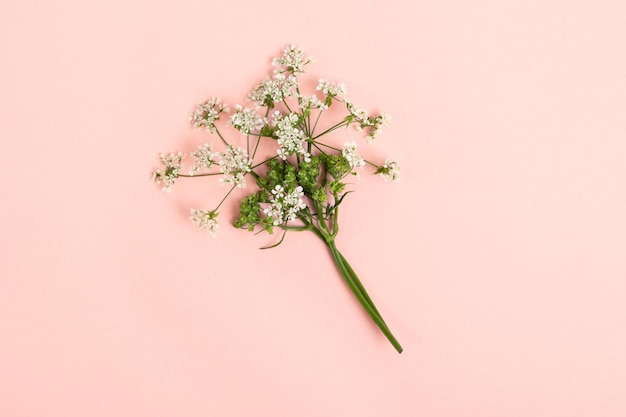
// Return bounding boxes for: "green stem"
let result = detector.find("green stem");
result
[311,120,348,140]
[326,240,403,353]
[311,109,323,136]
[336,250,383,324]
[215,128,229,147]
[215,184,237,211]
[178,173,222,178]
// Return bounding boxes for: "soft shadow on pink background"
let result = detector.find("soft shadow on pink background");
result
[1,1,625,416]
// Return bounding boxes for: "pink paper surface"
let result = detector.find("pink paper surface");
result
[1,1,625,416]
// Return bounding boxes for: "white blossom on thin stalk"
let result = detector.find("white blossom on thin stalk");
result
[219,145,252,188]
[297,94,328,110]
[230,104,265,134]
[346,100,369,126]
[190,209,219,237]
[189,144,219,175]
[152,152,183,193]
[272,112,311,162]
[264,185,307,225]
[367,113,391,143]
[346,101,391,143]
[342,142,365,169]
[377,159,400,182]
[272,45,314,74]
[316,79,346,98]
[189,97,229,133]
[248,73,297,106]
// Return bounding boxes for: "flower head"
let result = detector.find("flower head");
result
[264,185,307,225]
[346,101,391,143]
[189,97,229,133]
[317,79,346,98]
[342,141,365,169]
[367,113,391,142]
[152,152,184,192]
[272,112,310,162]
[376,159,400,182]
[248,73,298,107]
[230,104,265,134]
[219,146,252,188]
[189,143,219,175]
[297,94,328,110]
[190,209,219,237]
[272,45,314,74]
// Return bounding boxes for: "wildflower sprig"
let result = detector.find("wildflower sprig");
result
[152,45,403,353]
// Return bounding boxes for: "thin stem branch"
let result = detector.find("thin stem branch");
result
[311,110,323,136]
[178,173,222,178]
[316,141,380,167]
[251,155,278,170]
[311,120,348,140]
[215,184,238,211]
[215,128,229,147]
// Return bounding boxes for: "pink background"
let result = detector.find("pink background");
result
[1,0,626,416]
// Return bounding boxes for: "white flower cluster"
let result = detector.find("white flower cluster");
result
[248,73,297,106]
[367,114,392,142]
[272,45,314,74]
[317,79,346,98]
[152,152,183,193]
[219,145,252,188]
[297,94,328,110]
[272,112,311,162]
[342,142,365,169]
[189,143,219,175]
[230,105,265,134]
[346,101,391,143]
[190,209,219,237]
[379,159,400,182]
[264,185,307,225]
[189,97,228,133]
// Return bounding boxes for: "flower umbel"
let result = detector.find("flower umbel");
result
[342,141,365,170]
[230,105,264,134]
[317,79,346,99]
[264,185,307,225]
[248,73,297,107]
[189,144,218,175]
[189,97,228,133]
[272,112,310,161]
[376,159,401,182]
[151,45,403,354]
[190,209,219,237]
[272,45,314,74]
[152,152,183,193]
[219,145,252,188]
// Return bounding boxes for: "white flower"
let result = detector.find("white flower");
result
[378,159,400,182]
[297,94,328,110]
[316,79,346,98]
[152,152,183,193]
[189,97,229,133]
[367,113,391,143]
[189,144,218,175]
[248,73,297,106]
[346,101,391,143]
[342,142,365,169]
[264,185,306,225]
[272,45,314,74]
[230,104,265,134]
[190,209,219,237]
[271,184,285,199]
[219,146,252,188]
[272,112,311,162]
[346,100,369,124]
